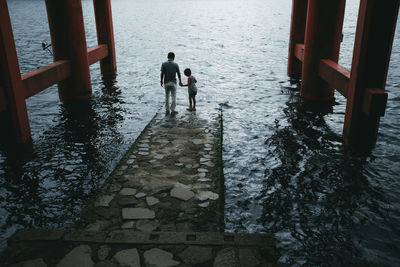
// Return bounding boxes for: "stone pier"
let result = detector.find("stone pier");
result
[1,103,276,266]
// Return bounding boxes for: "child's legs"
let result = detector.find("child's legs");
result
[188,96,192,108]
[192,95,196,108]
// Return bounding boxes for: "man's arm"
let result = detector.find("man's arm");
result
[160,71,164,87]
[177,72,183,87]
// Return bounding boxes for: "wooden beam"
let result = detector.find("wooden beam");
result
[362,88,387,117]
[87,44,109,65]
[22,60,72,99]
[294,43,305,62]
[319,59,350,97]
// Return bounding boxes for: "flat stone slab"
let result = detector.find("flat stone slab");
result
[136,219,159,232]
[122,208,155,220]
[121,221,136,229]
[197,191,219,200]
[119,188,137,196]
[153,154,164,160]
[94,195,114,207]
[146,196,160,206]
[143,248,180,267]
[198,201,210,208]
[192,139,204,145]
[170,186,194,201]
[56,245,94,267]
[113,248,140,267]
[135,192,147,199]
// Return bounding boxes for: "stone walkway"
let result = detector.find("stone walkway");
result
[1,104,276,266]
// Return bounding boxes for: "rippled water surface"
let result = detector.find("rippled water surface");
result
[1,0,399,265]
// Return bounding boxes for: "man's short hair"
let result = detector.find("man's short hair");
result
[167,52,175,59]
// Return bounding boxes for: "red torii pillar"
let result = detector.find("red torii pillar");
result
[288,0,308,78]
[0,0,31,143]
[45,0,92,101]
[93,0,117,75]
[344,0,400,149]
[300,0,346,101]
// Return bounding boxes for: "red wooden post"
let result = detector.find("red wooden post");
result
[0,0,31,143]
[343,0,399,149]
[288,0,308,78]
[301,0,346,101]
[93,0,117,75]
[45,0,92,101]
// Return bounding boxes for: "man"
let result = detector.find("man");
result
[160,52,183,115]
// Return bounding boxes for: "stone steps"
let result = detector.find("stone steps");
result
[2,104,277,266]
[4,229,276,267]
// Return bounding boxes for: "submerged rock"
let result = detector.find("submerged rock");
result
[143,248,179,267]
[94,195,114,207]
[122,208,155,219]
[119,188,137,196]
[170,186,194,201]
[56,245,94,267]
[113,248,140,267]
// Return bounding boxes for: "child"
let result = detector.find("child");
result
[182,68,198,111]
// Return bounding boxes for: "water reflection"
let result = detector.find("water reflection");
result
[259,88,392,265]
[0,76,125,250]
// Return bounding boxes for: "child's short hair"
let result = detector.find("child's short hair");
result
[184,68,191,76]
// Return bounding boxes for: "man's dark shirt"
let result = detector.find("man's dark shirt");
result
[161,59,180,83]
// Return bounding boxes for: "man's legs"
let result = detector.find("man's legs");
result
[165,85,171,113]
[165,82,177,114]
[170,84,176,113]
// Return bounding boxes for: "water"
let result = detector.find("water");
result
[1,0,399,265]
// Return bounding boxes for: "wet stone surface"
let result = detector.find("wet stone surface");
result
[1,104,276,266]
[75,104,224,233]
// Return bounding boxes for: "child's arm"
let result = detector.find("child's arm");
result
[193,76,197,83]
[182,77,190,87]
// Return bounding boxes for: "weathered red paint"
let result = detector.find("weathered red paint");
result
[288,0,308,77]
[344,0,399,149]
[301,0,346,101]
[93,0,117,75]
[0,0,31,143]
[319,59,350,98]
[361,89,388,117]
[0,86,7,112]
[88,44,109,65]
[22,60,72,99]
[294,44,305,62]
[45,0,92,101]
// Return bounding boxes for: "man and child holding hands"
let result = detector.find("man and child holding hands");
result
[160,52,198,115]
